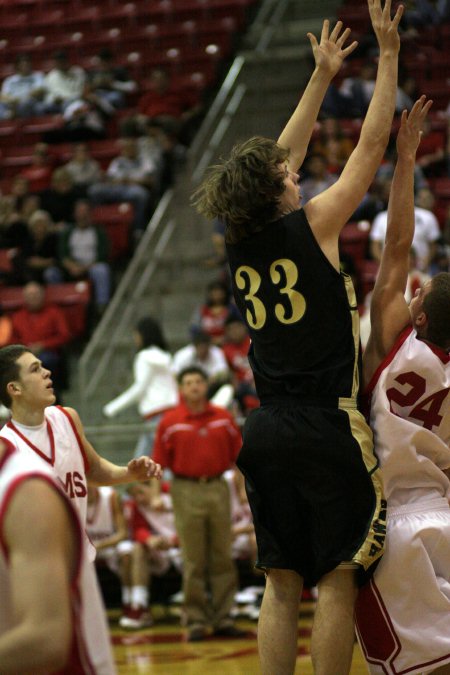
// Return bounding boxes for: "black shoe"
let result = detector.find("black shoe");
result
[187,626,209,642]
[214,625,247,638]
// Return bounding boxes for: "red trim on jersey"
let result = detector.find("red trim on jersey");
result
[0,438,15,472]
[365,326,413,399]
[7,419,55,466]
[57,406,90,474]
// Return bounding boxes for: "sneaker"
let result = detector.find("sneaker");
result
[214,624,248,638]
[119,606,154,630]
[187,625,209,642]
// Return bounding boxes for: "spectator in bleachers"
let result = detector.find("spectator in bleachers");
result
[19,143,54,194]
[40,167,79,227]
[103,316,179,458]
[370,186,441,271]
[190,280,241,346]
[19,209,62,285]
[172,331,231,404]
[9,281,71,399]
[0,177,33,241]
[0,54,47,120]
[43,85,114,144]
[415,116,446,177]
[222,316,259,417]
[119,481,181,630]
[322,59,377,118]
[88,137,157,237]
[300,153,338,204]
[88,48,137,110]
[376,138,428,195]
[86,485,134,618]
[138,118,177,194]
[311,117,354,172]
[152,366,244,642]
[403,0,450,29]
[43,50,86,114]
[59,199,111,314]
[123,67,203,147]
[429,243,450,274]
[62,143,103,197]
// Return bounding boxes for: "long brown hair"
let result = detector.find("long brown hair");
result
[192,136,289,244]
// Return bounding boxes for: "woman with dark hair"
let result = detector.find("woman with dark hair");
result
[103,316,178,457]
[190,279,240,346]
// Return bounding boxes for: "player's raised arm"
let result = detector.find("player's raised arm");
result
[364,96,432,383]
[305,0,403,262]
[278,19,358,172]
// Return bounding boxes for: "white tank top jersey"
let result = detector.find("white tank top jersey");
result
[86,486,116,545]
[0,443,116,674]
[0,405,96,560]
[366,327,450,507]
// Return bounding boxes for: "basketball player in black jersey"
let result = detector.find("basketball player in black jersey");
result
[194,1,402,673]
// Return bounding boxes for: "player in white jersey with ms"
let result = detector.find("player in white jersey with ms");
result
[0,345,162,561]
[0,438,116,674]
[354,98,450,675]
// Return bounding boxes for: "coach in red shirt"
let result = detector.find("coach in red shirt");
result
[153,365,244,642]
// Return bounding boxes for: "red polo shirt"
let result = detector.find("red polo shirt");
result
[153,402,242,478]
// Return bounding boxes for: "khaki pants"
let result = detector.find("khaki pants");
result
[171,476,238,629]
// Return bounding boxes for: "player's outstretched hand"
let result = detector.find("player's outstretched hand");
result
[307,19,358,78]
[127,456,162,481]
[396,95,433,158]
[368,0,403,55]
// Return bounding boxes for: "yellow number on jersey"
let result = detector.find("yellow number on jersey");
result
[270,259,306,324]
[235,265,267,329]
[235,259,306,330]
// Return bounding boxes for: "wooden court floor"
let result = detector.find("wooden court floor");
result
[110,603,369,674]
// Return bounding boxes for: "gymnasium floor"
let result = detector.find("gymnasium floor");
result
[110,602,369,674]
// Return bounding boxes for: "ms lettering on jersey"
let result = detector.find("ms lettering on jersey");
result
[63,471,87,498]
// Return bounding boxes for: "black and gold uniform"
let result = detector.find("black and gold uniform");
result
[226,209,386,585]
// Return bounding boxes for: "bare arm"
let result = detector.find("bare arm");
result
[363,97,432,385]
[278,19,358,172]
[305,0,403,266]
[63,406,162,486]
[0,479,77,673]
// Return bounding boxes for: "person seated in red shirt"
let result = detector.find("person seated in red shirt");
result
[9,281,71,400]
[123,67,203,146]
[119,481,181,630]
[222,316,259,416]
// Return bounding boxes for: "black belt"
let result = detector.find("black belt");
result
[173,473,223,484]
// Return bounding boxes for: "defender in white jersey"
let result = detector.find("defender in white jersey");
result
[354,98,450,675]
[0,439,116,674]
[0,345,162,561]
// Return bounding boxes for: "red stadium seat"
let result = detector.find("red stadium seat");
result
[92,203,134,260]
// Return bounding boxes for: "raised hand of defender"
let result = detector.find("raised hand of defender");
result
[396,96,433,159]
[368,0,403,54]
[307,20,358,78]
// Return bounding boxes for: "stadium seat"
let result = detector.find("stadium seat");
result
[0,281,91,340]
[92,203,134,261]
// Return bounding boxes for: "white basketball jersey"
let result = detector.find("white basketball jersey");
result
[0,443,116,674]
[86,486,116,545]
[367,327,450,506]
[0,405,95,560]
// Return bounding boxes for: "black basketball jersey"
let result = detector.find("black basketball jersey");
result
[226,209,361,404]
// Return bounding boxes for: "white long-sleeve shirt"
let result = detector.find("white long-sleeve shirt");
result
[103,347,178,418]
